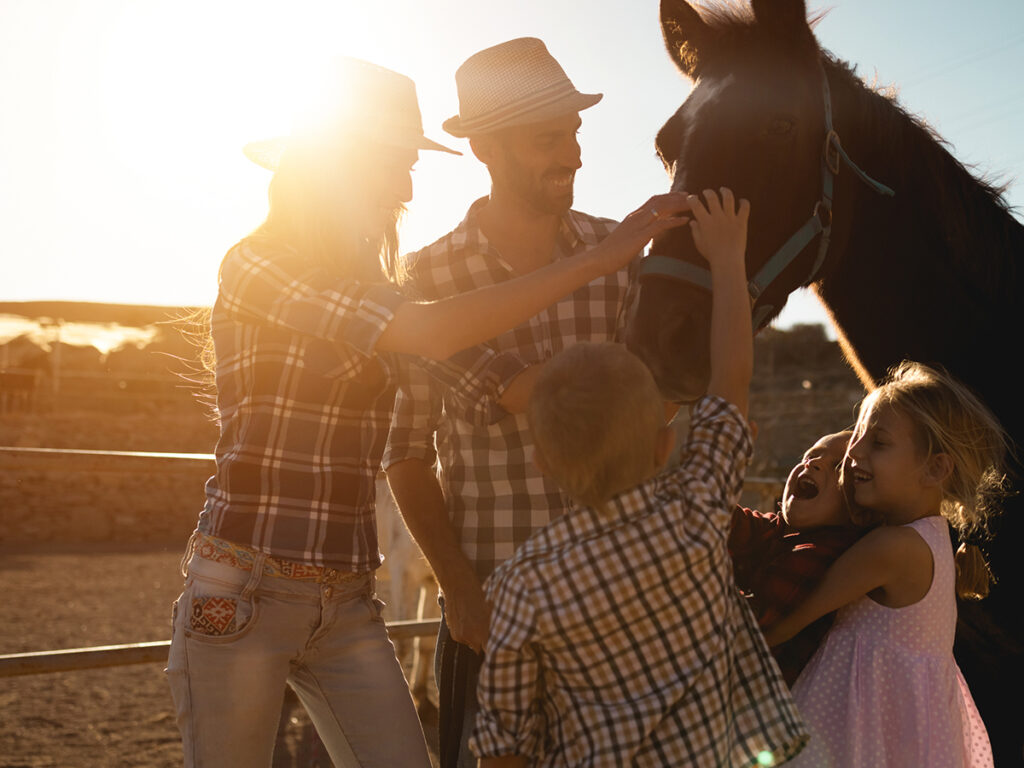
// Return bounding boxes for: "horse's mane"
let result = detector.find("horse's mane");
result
[821,53,1021,295]
[676,2,1022,295]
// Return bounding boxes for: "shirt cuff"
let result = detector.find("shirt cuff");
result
[435,349,528,427]
[469,709,543,761]
[348,284,407,357]
[381,441,437,470]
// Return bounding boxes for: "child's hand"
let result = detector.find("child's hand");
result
[687,188,749,270]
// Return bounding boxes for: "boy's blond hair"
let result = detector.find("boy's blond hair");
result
[528,342,666,511]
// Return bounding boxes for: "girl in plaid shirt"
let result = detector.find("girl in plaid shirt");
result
[166,58,690,768]
[472,189,808,767]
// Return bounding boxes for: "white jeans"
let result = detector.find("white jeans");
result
[166,552,431,768]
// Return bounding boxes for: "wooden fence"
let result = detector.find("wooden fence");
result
[0,446,784,678]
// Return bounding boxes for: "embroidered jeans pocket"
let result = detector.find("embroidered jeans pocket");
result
[190,596,240,636]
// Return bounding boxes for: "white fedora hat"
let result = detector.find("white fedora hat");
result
[244,56,459,171]
[443,38,603,138]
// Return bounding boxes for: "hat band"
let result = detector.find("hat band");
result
[459,81,586,133]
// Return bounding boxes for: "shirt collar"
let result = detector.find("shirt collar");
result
[457,196,592,254]
[515,470,673,561]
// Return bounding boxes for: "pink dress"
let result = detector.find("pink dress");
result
[788,515,992,767]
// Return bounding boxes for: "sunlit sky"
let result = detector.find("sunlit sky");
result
[2,0,1022,332]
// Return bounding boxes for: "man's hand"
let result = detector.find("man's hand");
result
[444,579,491,654]
[590,192,692,274]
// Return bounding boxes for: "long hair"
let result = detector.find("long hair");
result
[180,134,408,407]
[866,361,1011,599]
[251,137,406,283]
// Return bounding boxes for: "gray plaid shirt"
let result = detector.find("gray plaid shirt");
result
[470,397,808,766]
[383,198,630,582]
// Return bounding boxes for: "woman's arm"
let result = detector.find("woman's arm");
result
[376,192,691,360]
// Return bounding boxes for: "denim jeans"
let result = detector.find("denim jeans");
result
[166,552,431,768]
[435,599,483,768]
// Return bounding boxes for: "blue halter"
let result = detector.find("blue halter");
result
[638,59,895,330]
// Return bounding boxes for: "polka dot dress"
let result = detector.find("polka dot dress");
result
[787,516,993,767]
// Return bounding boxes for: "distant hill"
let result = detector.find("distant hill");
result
[0,301,206,326]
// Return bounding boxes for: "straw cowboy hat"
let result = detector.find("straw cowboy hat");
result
[443,37,603,138]
[244,57,459,171]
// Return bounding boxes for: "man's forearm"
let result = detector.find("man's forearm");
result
[385,458,477,592]
[385,457,491,651]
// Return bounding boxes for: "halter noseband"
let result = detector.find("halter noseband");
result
[638,59,895,330]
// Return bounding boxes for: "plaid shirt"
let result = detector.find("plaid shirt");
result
[383,198,629,582]
[470,397,808,767]
[729,507,865,686]
[199,237,523,571]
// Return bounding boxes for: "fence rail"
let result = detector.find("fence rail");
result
[1,446,785,679]
[0,619,442,678]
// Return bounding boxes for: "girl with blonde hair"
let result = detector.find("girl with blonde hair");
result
[768,361,1008,767]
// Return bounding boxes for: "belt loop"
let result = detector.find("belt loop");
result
[240,552,267,599]
[180,530,200,577]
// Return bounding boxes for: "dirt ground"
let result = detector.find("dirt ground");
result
[0,545,439,768]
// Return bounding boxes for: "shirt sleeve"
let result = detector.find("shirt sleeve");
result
[389,347,528,428]
[224,240,526,419]
[383,363,443,469]
[673,395,754,530]
[470,570,547,760]
[218,240,406,359]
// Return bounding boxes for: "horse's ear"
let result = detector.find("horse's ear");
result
[660,0,717,79]
[751,0,813,41]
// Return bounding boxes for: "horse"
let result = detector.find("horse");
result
[623,1,1024,763]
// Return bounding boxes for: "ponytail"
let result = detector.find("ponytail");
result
[954,542,993,600]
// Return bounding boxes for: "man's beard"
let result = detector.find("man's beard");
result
[503,151,575,215]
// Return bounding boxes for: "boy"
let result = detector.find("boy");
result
[469,190,808,767]
[730,431,869,685]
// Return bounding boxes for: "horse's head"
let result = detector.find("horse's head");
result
[625,0,830,401]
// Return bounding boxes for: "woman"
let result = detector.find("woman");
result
[166,57,687,767]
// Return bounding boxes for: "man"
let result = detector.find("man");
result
[384,37,663,768]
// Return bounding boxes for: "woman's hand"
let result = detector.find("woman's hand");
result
[589,192,692,274]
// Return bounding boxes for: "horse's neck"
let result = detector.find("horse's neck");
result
[816,65,1024,393]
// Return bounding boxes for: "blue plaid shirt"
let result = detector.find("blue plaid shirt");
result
[198,237,523,571]
[471,397,808,766]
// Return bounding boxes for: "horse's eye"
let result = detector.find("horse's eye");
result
[766,117,794,136]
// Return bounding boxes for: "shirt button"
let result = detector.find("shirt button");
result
[324,587,333,598]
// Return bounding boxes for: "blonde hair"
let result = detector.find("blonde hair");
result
[252,137,405,283]
[178,135,408,410]
[860,361,1010,599]
[528,343,666,511]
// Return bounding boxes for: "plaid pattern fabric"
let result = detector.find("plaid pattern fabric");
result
[470,397,808,767]
[729,507,865,685]
[383,198,629,582]
[200,237,523,571]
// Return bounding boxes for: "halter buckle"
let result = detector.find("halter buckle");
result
[813,200,833,229]
[824,129,842,176]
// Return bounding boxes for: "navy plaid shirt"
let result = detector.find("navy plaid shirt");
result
[198,237,523,571]
[470,397,808,767]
